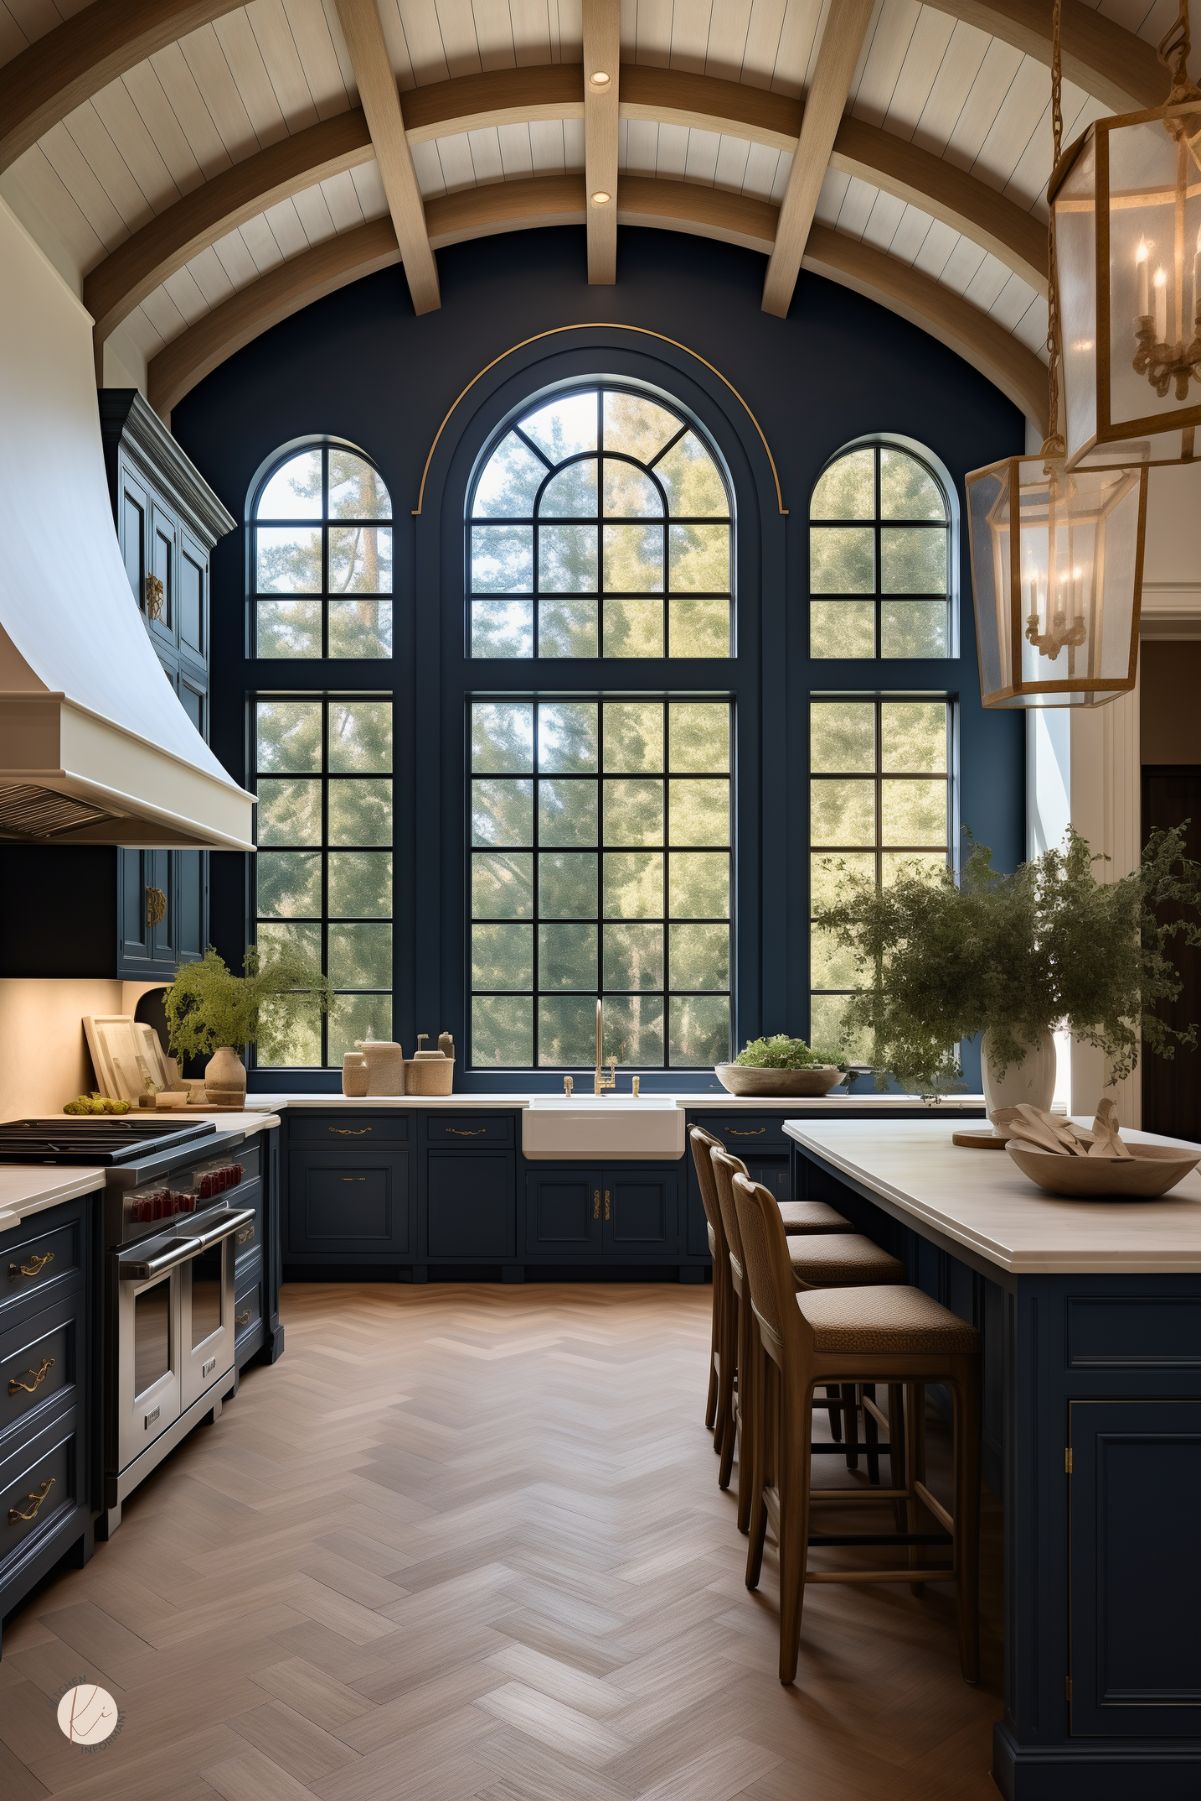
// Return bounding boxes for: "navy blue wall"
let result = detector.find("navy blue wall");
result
[173,226,1025,1090]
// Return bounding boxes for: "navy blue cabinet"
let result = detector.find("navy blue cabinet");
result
[0,1195,95,1651]
[426,1150,515,1260]
[525,1170,603,1258]
[525,1166,679,1261]
[1069,1398,1201,1740]
[287,1150,413,1264]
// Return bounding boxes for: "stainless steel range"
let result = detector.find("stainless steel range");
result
[0,1119,254,1535]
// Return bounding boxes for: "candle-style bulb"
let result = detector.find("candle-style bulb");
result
[1136,237,1151,318]
[1153,265,1169,343]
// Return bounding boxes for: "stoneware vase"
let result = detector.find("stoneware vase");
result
[204,1044,247,1109]
[981,1027,1056,1127]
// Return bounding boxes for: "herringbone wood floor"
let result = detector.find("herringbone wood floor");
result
[0,1284,1003,1800]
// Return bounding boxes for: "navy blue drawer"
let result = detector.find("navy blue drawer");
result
[0,1206,85,1332]
[0,1296,83,1455]
[691,1114,790,1153]
[0,1408,82,1582]
[234,1267,263,1358]
[289,1114,410,1147]
[425,1114,515,1146]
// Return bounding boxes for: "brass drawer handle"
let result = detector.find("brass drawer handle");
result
[9,1251,55,1281]
[235,1227,255,1245]
[604,1189,612,1222]
[9,1476,55,1524]
[340,1176,366,1183]
[727,1127,766,1138]
[236,1310,251,1328]
[592,1189,601,1220]
[330,1126,372,1136]
[447,1127,486,1137]
[8,1356,55,1396]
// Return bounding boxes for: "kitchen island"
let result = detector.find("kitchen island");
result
[785,1118,1201,1801]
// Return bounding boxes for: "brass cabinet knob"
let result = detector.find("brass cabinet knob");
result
[236,1310,251,1328]
[145,885,167,928]
[235,1227,254,1246]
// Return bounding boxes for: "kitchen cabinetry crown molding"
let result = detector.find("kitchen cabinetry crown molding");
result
[97,391,234,548]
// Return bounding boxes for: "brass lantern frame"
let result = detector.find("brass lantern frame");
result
[1051,97,1201,471]
[966,453,1147,708]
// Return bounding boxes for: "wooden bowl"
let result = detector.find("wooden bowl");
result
[1006,1141,1200,1199]
[714,1063,845,1098]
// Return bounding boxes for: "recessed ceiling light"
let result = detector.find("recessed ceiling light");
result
[591,189,612,206]
[589,70,611,88]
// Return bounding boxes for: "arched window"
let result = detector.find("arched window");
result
[468,385,732,658]
[465,381,736,1070]
[249,441,394,1069]
[809,439,953,659]
[251,442,392,659]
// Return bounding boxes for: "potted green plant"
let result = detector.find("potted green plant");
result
[811,825,1201,1112]
[716,1035,846,1098]
[163,947,334,1105]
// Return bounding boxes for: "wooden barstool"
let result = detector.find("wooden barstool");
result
[688,1126,853,1471]
[732,1171,981,1687]
[688,1126,734,1455]
[710,1146,903,1525]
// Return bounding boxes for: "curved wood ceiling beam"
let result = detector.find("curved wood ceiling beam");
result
[93,64,1048,348]
[921,0,1162,113]
[831,118,1047,295]
[148,175,1046,433]
[803,223,1047,428]
[85,110,374,342]
[0,0,246,173]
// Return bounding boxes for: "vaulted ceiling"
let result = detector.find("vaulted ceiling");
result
[0,0,1180,424]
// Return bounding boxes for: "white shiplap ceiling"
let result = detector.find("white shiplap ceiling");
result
[0,0,1188,395]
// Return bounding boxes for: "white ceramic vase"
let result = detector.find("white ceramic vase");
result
[980,1027,1056,1126]
[204,1044,247,1108]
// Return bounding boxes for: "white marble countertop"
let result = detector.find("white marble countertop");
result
[784,1117,1201,1275]
[247,1091,987,1113]
[0,1111,280,1233]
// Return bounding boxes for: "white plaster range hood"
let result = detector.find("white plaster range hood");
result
[0,201,254,851]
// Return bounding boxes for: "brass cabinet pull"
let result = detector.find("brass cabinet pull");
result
[592,1190,601,1220]
[447,1127,486,1137]
[9,1476,55,1524]
[330,1126,371,1136]
[604,1189,612,1222]
[236,1310,251,1328]
[9,1251,54,1281]
[340,1176,367,1183]
[235,1227,254,1245]
[8,1356,55,1396]
[145,884,167,928]
[144,573,164,620]
[727,1127,766,1138]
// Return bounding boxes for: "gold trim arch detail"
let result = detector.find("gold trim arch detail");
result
[412,322,788,515]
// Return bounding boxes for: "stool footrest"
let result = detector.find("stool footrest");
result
[808,1530,950,1548]
[810,1439,892,1457]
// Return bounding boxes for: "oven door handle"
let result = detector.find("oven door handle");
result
[187,1207,255,1250]
[118,1240,197,1282]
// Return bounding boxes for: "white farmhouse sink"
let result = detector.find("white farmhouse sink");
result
[522,1096,685,1161]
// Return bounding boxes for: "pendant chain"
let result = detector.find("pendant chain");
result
[1042,0,1065,462]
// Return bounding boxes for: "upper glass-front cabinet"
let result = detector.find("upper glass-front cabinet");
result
[252,444,393,658]
[468,386,732,658]
[809,440,953,659]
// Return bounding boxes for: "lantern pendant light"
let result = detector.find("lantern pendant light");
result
[966,0,1148,710]
[1051,0,1201,469]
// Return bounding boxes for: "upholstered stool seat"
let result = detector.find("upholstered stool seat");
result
[788,1233,905,1289]
[778,1199,850,1234]
[798,1284,980,1354]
